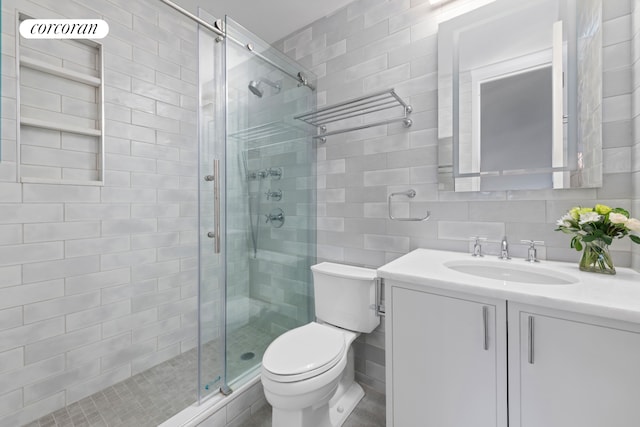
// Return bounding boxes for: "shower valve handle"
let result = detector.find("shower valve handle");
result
[265,189,282,201]
[264,209,285,228]
[265,213,283,223]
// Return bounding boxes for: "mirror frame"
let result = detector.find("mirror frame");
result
[437,0,602,192]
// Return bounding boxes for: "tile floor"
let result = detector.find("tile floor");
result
[242,386,386,427]
[24,321,277,427]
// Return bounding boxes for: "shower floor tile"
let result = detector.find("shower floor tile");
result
[25,321,280,427]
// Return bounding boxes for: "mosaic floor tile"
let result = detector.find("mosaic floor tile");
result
[28,320,281,427]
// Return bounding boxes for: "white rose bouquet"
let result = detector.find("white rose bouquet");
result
[555,204,640,274]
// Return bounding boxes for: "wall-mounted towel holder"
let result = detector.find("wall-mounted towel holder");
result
[294,89,412,142]
[388,189,431,221]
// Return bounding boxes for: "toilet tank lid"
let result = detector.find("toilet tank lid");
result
[311,262,376,280]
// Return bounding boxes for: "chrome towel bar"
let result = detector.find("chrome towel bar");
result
[295,89,412,142]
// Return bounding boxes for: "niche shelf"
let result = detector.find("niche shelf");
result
[294,88,412,141]
[16,13,104,186]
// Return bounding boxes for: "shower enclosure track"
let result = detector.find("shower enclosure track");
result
[294,88,413,141]
[158,0,315,90]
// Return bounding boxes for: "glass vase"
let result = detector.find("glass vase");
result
[579,239,616,275]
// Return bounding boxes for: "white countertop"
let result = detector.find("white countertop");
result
[377,248,640,323]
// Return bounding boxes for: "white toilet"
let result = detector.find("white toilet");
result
[261,262,380,427]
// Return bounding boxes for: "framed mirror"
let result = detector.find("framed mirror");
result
[437,0,602,192]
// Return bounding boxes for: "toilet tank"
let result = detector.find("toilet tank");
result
[311,262,380,333]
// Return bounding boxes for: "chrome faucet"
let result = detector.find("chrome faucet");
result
[499,236,510,260]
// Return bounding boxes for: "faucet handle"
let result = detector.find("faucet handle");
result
[521,240,544,262]
[470,236,487,257]
[520,240,545,246]
[265,189,282,201]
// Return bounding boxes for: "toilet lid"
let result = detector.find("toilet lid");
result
[262,323,346,381]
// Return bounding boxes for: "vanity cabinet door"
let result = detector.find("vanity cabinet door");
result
[508,303,640,427]
[388,284,507,427]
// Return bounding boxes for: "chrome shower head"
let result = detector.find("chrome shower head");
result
[248,79,280,98]
[248,80,263,97]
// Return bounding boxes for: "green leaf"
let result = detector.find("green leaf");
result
[602,235,613,245]
[571,236,583,251]
[630,234,640,244]
[582,234,596,242]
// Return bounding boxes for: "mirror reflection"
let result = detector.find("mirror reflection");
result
[437,0,602,192]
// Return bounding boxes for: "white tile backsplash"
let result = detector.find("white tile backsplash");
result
[24,325,102,365]
[24,221,101,243]
[0,307,23,333]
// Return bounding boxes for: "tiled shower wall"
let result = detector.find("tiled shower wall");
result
[0,0,201,424]
[276,0,638,392]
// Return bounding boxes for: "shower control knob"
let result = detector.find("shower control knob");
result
[267,167,283,180]
[265,189,282,201]
[207,232,215,238]
[264,208,285,228]
[264,213,284,223]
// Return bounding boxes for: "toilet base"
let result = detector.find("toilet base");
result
[328,381,364,426]
[271,381,364,427]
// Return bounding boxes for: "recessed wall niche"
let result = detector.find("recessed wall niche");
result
[16,13,104,185]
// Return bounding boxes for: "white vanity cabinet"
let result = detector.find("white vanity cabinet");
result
[385,280,508,427]
[386,280,640,427]
[380,248,640,427]
[508,303,640,427]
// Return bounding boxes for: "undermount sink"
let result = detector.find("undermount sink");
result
[444,260,579,285]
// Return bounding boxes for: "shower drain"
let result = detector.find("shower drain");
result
[240,352,255,361]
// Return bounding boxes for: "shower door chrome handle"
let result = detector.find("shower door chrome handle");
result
[213,159,220,254]
[206,159,221,254]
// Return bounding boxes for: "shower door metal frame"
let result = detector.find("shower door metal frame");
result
[159,0,315,91]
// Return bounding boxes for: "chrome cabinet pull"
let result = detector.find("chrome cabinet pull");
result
[482,306,489,350]
[528,315,534,364]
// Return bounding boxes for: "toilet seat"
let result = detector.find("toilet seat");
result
[262,322,346,383]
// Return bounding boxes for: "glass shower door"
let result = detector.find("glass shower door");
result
[223,17,317,385]
[198,10,226,402]
[198,12,316,400]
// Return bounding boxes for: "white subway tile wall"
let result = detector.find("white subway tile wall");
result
[0,0,199,424]
[276,0,638,392]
